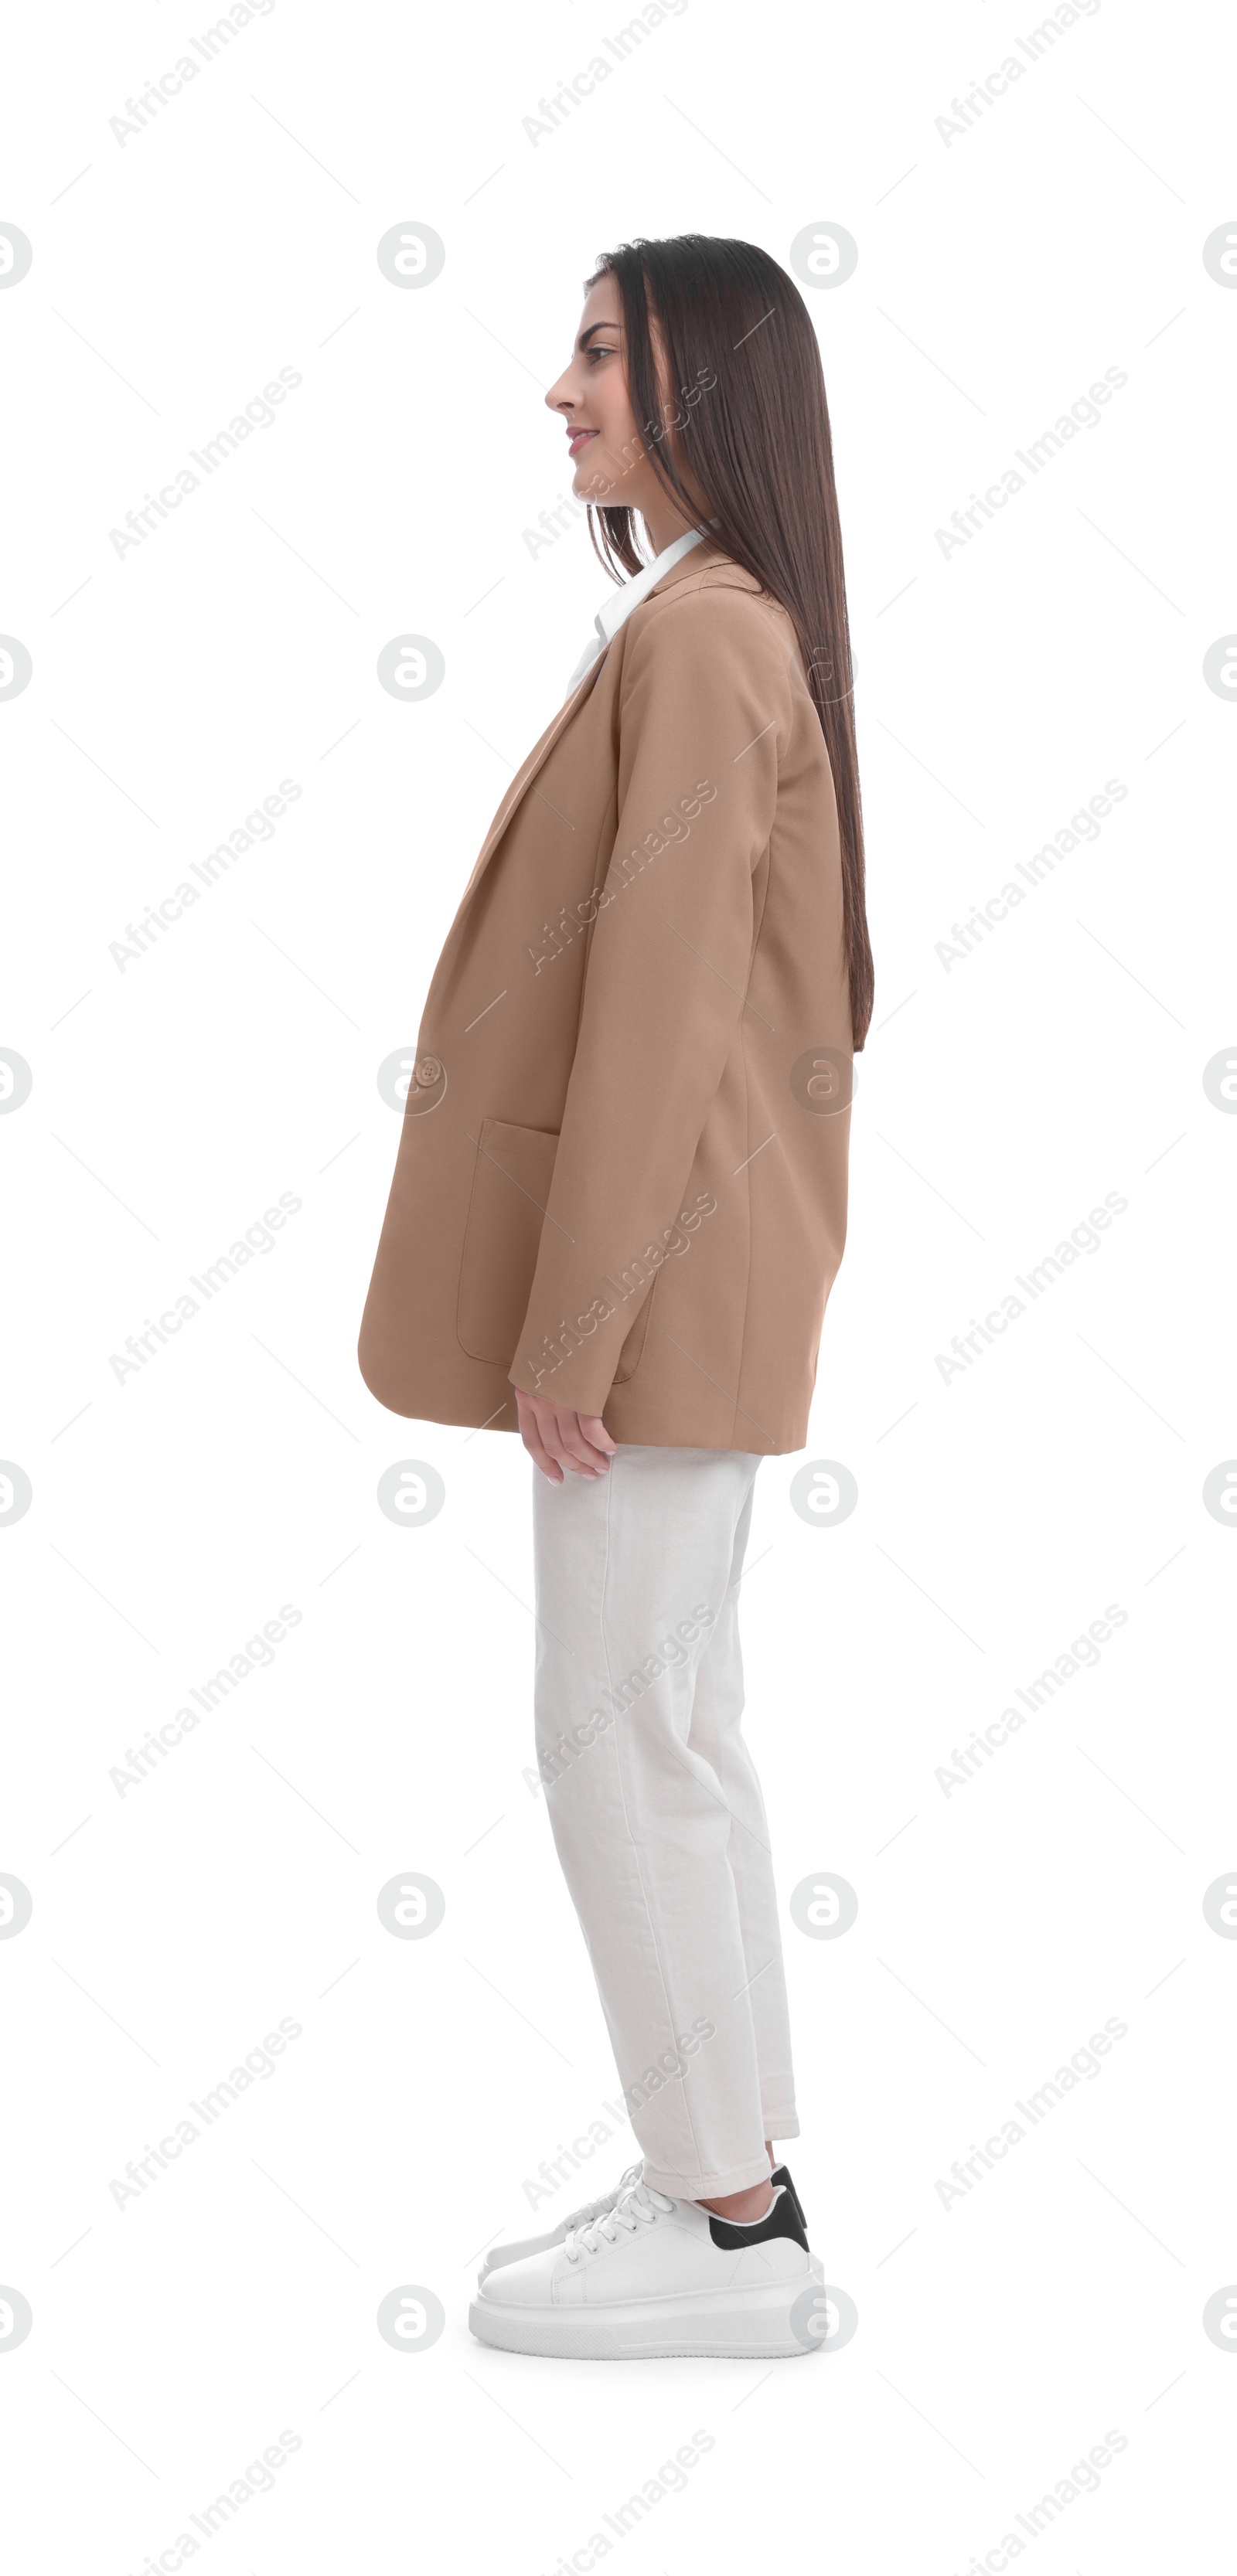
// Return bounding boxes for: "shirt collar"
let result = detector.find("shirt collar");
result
[564,526,707,696]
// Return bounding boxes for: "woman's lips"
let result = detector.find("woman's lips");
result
[567,428,598,456]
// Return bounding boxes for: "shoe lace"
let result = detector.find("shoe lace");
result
[565,2178,675,2261]
[561,2159,642,2234]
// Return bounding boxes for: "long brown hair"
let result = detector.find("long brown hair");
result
[585,233,873,1050]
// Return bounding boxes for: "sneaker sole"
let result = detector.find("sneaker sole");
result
[469,2257,825,2360]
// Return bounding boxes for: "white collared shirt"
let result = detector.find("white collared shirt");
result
[564,526,705,698]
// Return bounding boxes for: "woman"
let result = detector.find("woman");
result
[359,233,871,2358]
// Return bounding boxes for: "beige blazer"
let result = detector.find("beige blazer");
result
[358,541,854,1454]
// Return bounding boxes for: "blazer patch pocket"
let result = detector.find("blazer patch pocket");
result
[457,1118,561,1367]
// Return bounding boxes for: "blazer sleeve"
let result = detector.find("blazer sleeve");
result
[509,582,792,1413]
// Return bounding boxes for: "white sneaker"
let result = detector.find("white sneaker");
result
[479,2161,645,2278]
[480,2158,806,2278]
[469,2178,824,2359]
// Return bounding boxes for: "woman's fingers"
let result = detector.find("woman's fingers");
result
[514,1390,563,1483]
[549,1409,605,1476]
[578,1412,617,1460]
[513,1389,614,1480]
[527,1422,564,1484]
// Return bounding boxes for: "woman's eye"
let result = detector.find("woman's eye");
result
[588,343,616,361]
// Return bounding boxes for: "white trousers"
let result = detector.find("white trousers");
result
[532,1445,799,2198]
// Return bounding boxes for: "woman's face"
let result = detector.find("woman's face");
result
[544,275,702,542]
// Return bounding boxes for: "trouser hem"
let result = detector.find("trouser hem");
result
[762,2108,800,2140]
[642,2152,780,2199]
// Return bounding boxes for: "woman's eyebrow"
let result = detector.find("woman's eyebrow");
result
[578,320,622,349]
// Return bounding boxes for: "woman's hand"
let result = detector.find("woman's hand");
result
[513,1386,616,1484]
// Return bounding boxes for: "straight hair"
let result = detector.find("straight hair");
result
[584,233,873,1050]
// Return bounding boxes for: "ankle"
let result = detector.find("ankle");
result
[698,2180,774,2223]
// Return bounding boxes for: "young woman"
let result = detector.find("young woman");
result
[359,233,871,2358]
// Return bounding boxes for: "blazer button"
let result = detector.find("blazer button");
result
[403,1053,447,1115]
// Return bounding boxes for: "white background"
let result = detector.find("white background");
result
[2,0,1235,2567]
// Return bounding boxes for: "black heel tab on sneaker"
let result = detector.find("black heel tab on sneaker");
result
[772,2161,807,2233]
[707,2186,809,2253]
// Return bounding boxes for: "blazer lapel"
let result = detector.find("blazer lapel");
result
[458,542,736,910]
[459,657,603,903]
